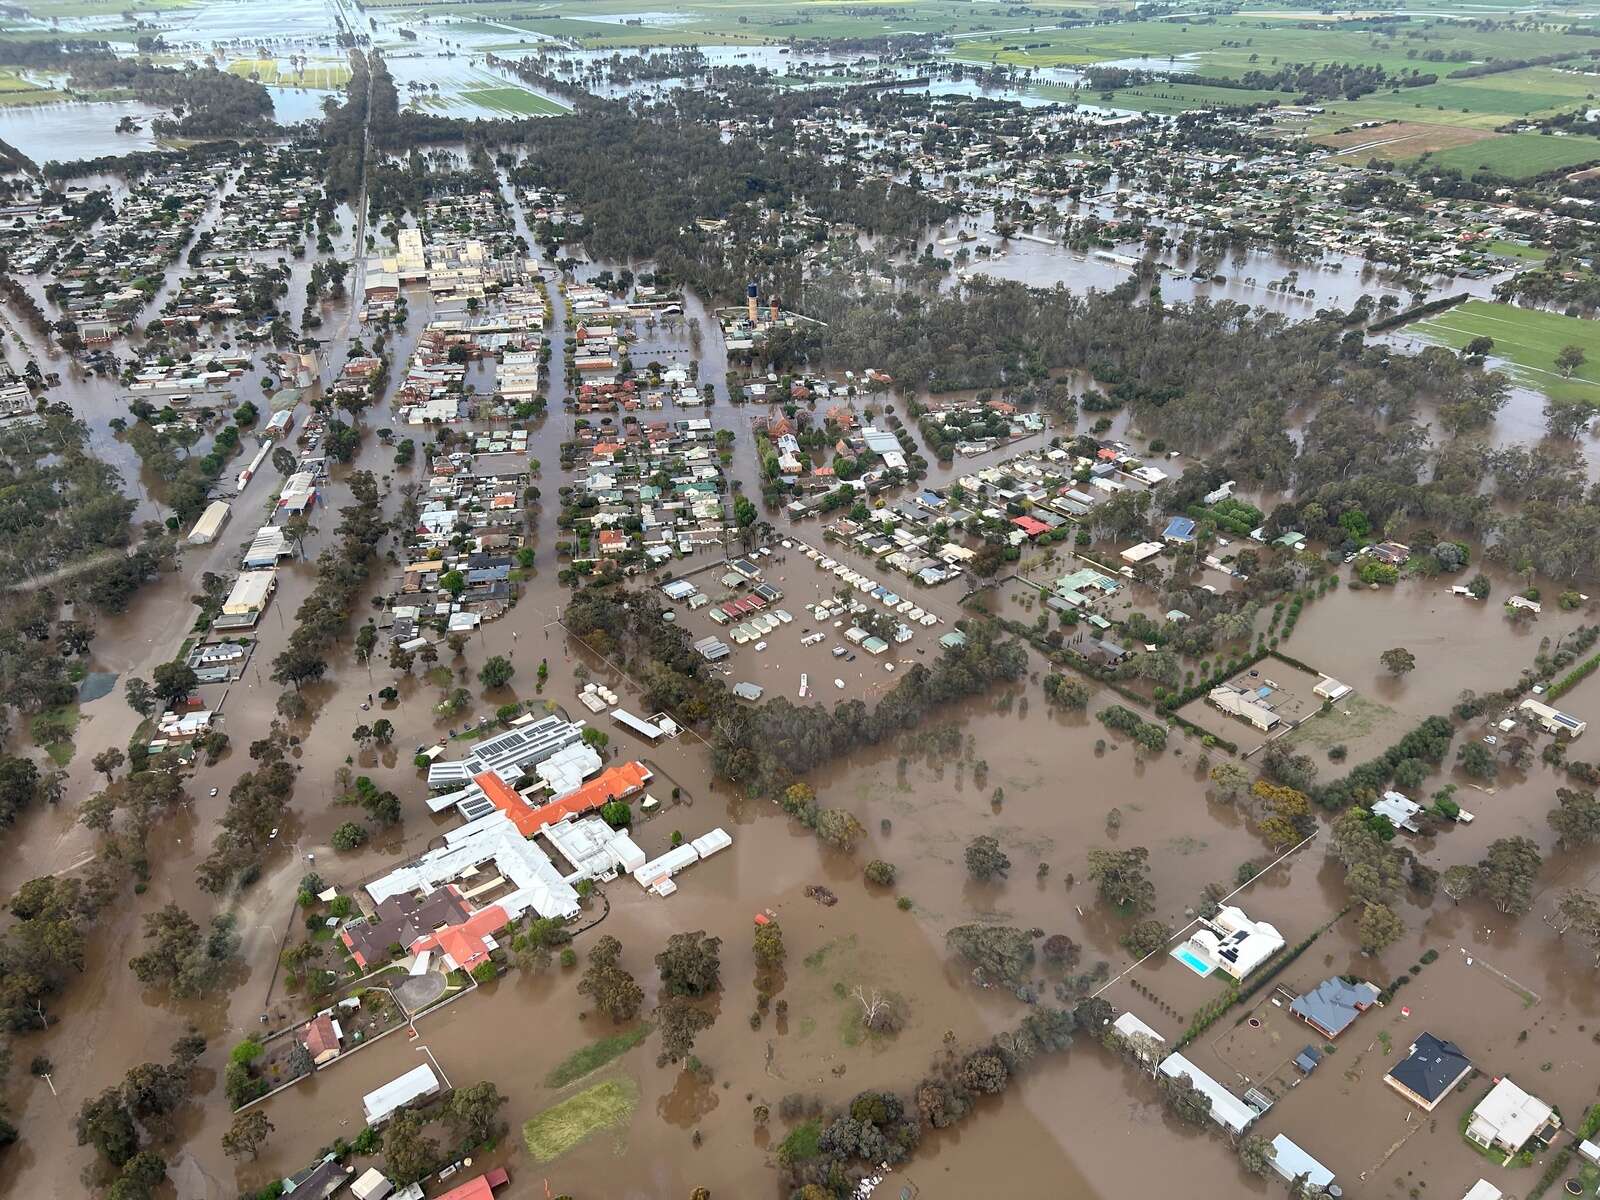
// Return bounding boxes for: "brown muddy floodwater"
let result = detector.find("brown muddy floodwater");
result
[5,175,1599,1200]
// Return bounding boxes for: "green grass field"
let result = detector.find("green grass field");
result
[1485,240,1551,262]
[1424,132,1600,179]
[458,85,567,115]
[0,69,56,106]
[522,1077,639,1163]
[543,1024,651,1088]
[1095,80,1287,114]
[1410,300,1600,403]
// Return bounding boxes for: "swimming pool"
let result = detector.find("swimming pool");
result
[1172,945,1217,977]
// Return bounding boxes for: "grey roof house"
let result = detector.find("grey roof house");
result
[1291,977,1381,1039]
[1384,1033,1472,1111]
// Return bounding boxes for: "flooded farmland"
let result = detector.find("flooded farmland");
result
[0,8,1596,1200]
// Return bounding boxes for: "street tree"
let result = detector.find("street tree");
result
[479,655,514,689]
[221,1110,272,1160]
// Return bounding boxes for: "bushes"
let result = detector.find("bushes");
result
[1548,649,1600,701]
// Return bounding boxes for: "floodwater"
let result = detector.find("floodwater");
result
[0,100,166,164]
[4,49,1599,1200]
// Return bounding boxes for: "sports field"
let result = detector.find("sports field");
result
[1410,300,1600,404]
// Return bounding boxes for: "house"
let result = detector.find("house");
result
[434,1169,510,1200]
[1314,675,1352,702]
[407,904,509,973]
[1464,1077,1559,1155]
[1462,1183,1503,1200]
[281,1154,352,1197]
[1384,1033,1472,1110]
[1372,791,1424,833]
[339,888,472,970]
[1162,516,1197,544]
[1010,514,1049,539]
[1207,684,1280,732]
[1520,698,1586,739]
[1268,1135,1334,1192]
[351,1168,394,1200]
[1156,1052,1260,1134]
[363,1064,440,1125]
[1173,905,1283,980]
[301,1013,343,1065]
[1290,977,1380,1039]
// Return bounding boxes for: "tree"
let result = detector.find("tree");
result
[76,1088,139,1167]
[655,995,713,1067]
[1549,787,1600,849]
[1467,573,1491,601]
[1556,344,1587,378]
[151,660,198,707]
[124,676,155,717]
[753,921,785,969]
[1208,762,1251,802]
[1554,889,1600,965]
[1253,781,1315,850]
[445,1080,507,1147]
[438,569,466,598]
[1456,740,1495,780]
[91,747,125,782]
[479,655,514,689]
[964,834,1011,881]
[128,904,240,998]
[814,807,866,851]
[863,859,896,887]
[1379,647,1416,676]
[221,1110,272,1160]
[656,930,721,997]
[1356,901,1404,955]
[1086,846,1155,914]
[1440,863,1479,905]
[945,924,1035,987]
[331,821,367,851]
[577,935,643,1022]
[1477,836,1542,915]
[1159,1071,1213,1126]
[383,1107,439,1185]
[1121,919,1172,958]
[371,718,394,746]
[1237,1133,1274,1177]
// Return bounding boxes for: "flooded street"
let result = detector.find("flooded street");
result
[0,15,1596,1200]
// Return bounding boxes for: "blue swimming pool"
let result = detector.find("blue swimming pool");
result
[1172,945,1217,977]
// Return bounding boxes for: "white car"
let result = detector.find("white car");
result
[209,787,219,797]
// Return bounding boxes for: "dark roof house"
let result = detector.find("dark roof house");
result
[340,889,472,969]
[1384,1033,1472,1111]
[1291,977,1381,1039]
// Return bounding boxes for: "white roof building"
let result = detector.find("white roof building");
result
[1208,684,1280,732]
[1156,1052,1259,1134]
[1373,791,1423,833]
[365,810,581,921]
[362,1064,439,1125]
[1464,1077,1556,1154]
[1183,905,1284,980]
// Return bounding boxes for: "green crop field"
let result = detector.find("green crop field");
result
[1424,131,1600,179]
[1094,79,1287,114]
[1410,300,1600,403]
[458,85,567,115]
[225,59,352,89]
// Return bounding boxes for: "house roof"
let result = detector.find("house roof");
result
[478,762,650,837]
[1290,977,1380,1038]
[409,904,509,971]
[1010,515,1049,538]
[302,1014,340,1058]
[1467,1077,1554,1150]
[340,888,472,970]
[1387,1033,1471,1102]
